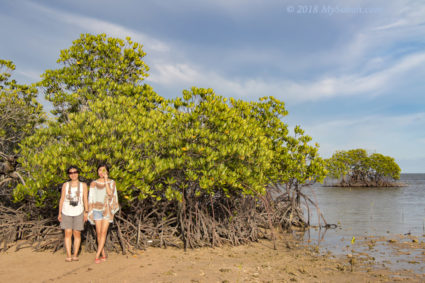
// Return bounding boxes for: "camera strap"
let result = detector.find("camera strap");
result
[67,181,81,201]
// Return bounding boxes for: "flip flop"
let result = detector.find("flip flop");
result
[94,258,101,264]
[65,257,72,262]
[100,256,107,262]
[72,256,79,261]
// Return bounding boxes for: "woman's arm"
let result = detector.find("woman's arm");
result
[83,182,88,222]
[105,182,112,196]
[110,181,119,214]
[104,174,113,197]
[87,182,95,225]
[58,183,66,221]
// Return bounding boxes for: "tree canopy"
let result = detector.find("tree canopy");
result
[0,59,45,192]
[16,33,327,205]
[0,60,45,155]
[39,33,158,120]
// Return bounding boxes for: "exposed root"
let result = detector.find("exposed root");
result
[1,184,326,253]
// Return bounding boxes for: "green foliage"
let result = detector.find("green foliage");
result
[16,87,327,205]
[368,153,401,180]
[326,149,401,186]
[15,33,327,207]
[15,90,263,203]
[167,88,276,199]
[16,92,163,204]
[283,126,328,187]
[0,59,45,155]
[231,96,327,188]
[39,33,155,119]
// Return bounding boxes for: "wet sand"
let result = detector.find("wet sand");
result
[0,235,423,282]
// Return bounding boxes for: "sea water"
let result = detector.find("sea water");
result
[302,173,425,273]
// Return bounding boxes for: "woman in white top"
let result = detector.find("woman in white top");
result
[88,163,119,264]
[58,166,88,262]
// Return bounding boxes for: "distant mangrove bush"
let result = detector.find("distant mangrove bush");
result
[325,149,401,187]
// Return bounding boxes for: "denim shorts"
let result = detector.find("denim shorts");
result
[92,210,113,223]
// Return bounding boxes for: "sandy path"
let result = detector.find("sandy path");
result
[0,237,423,282]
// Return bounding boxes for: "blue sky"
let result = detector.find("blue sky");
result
[1,0,425,172]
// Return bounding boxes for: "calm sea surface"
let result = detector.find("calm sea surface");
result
[302,173,425,272]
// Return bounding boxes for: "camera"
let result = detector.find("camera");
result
[69,200,78,207]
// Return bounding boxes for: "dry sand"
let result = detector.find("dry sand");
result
[0,235,423,283]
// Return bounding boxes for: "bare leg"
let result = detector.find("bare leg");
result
[95,219,110,260]
[72,230,81,259]
[64,229,72,260]
[95,220,106,258]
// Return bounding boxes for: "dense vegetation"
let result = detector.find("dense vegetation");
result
[0,59,45,201]
[325,149,401,187]
[1,34,329,253]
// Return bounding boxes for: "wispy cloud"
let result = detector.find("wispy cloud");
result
[29,2,170,53]
[307,112,425,133]
[24,0,425,106]
[373,1,425,31]
[303,112,425,159]
[148,51,425,102]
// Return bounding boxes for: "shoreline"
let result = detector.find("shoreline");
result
[322,182,407,188]
[1,234,423,282]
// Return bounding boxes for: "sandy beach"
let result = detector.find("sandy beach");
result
[1,234,423,283]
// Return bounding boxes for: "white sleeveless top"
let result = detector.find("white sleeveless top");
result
[62,182,84,216]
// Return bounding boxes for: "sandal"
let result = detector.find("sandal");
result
[100,256,107,262]
[94,258,101,264]
[65,257,72,262]
[72,256,79,261]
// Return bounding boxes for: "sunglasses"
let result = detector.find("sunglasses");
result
[68,171,79,175]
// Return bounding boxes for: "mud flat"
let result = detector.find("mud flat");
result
[0,233,423,282]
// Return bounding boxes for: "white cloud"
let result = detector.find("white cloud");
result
[307,112,425,135]
[30,2,170,54]
[148,51,425,103]
[302,112,425,160]
[149,63,201,86]
[373,1,425,31]
[25,0,425,106]
[301,1,425,75]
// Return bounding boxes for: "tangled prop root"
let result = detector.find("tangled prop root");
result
[1,185,327,253]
